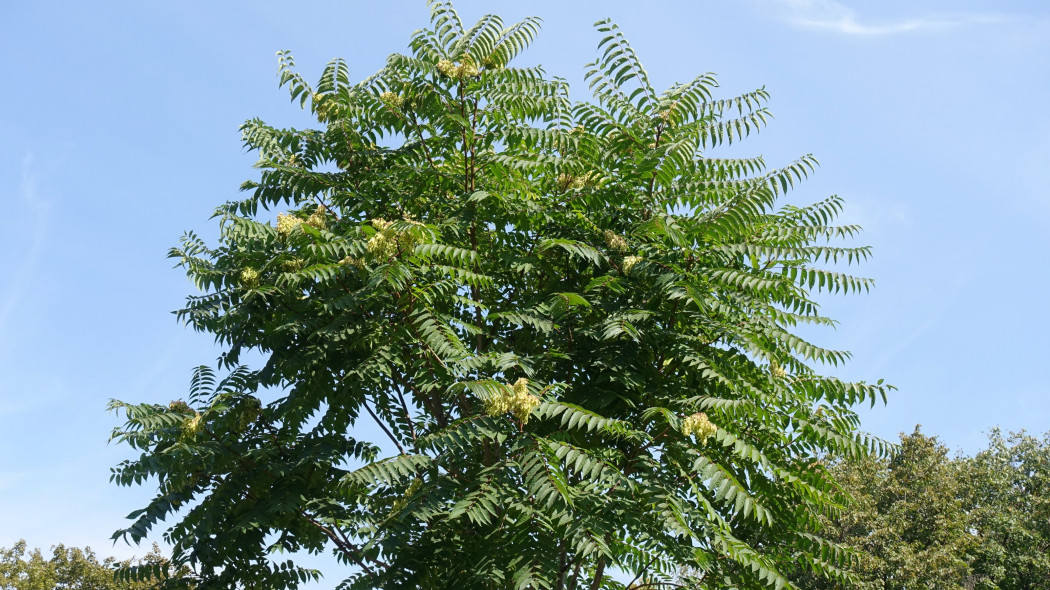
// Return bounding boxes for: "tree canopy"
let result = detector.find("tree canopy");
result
[109,3,890,589]
[0,541,171,590]
[792,427,1050,590]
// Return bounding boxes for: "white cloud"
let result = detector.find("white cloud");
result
[766,0,1009,36]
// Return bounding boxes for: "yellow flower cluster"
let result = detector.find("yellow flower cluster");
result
[622,255,642,274]
[435,55,479,79]
[339,255,366,269]
[682,412,717,443]
[483,378,540,424]
[391,477,423,514]
[240,267,260,287]
[306,206,329,231]
[282,258,305,272]
[276,212,304,237]
[276,207,327,238]
[770,362,787,380]
[180,411,203,441]
[436,59,456,76]
[380,91,404,109]
[367,217,426,261]
[367,218,399,260]
[556,173,588,191]
[604,229,628,252]
[234,397,262,432]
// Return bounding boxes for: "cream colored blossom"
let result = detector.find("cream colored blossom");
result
[458,60,479,78]
[510,389,540,424]
[180,411,203,441]
[483,390,511,416]
[366,218,427,260]
[282,258,305,272]
[604,229,628,252]
[276,213,303,237]
[339,256,365,269]
[240,267,260,287]
[483,378,540,424]
[622,256,642,274]
[367,232,397,260]
[436,59,456,77]
[556,173,589,191]
[556,173,573,191]
[511,377,529,398]
[770,362,787,380]
[682,412,717,443]
[379,91,404,109]
[306,206,329,230]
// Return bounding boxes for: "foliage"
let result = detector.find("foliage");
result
[109,3,889,589]
[0,540,172,590]
[792,428,974,589]
[961,429,1050,590]
[793,427,1050,590]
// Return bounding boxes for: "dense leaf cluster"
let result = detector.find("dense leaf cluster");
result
[793,428,1050,590]
[0,541,175,590]
[110,3,889,589]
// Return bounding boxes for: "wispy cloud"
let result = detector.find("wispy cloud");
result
[768,0,1009,36]
[0,154,49,333]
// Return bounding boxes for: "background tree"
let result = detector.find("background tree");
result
[960,429,1050,590]
[0,541,173,590]
[796,428,975,589]
[792,428,1050,590]
[109,3,890,589]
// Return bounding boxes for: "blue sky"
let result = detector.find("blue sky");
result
[2,0,1048,574]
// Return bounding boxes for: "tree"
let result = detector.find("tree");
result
[792,428,975,589]
[0,540,172,590]
[109,3,890,589]
[960,429,1050,590]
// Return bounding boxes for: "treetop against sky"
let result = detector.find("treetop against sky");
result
[0,0,1047,583]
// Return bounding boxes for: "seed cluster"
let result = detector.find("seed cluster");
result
[169,400,192,413]
[483,378,541,424]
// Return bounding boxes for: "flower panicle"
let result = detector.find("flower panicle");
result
[483,378,540,424]
[682,412,717,443]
